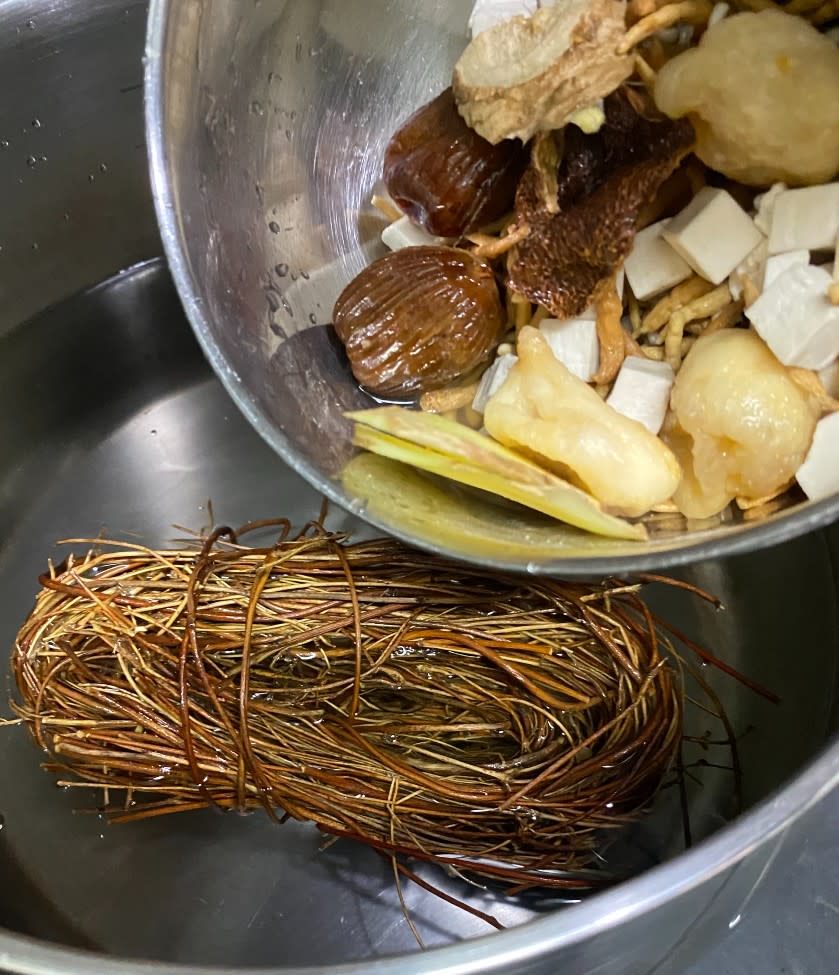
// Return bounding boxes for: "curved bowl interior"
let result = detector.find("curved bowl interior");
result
[145,0,839,576]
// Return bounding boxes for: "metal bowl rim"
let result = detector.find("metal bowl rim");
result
[141,0,839,579]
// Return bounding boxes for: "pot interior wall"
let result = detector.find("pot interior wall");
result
[0,261,836,968]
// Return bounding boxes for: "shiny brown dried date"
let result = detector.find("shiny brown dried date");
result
[383,88,528,238]
[332,245,505,398]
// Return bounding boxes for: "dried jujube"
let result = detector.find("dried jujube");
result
[332,245,505,398]
[383,88,528,238]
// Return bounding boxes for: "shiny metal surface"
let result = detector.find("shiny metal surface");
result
[0,263,839,975]
[145,0,839,576]
[0,260,837,974]
[0,2,836,974]
[0,0,160,339]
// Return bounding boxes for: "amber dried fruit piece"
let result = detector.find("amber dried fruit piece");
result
[508,90,694,319]
[383,88,528,238]
[333,245,505,398]
[655,11,839,187]
[666,329,819,519]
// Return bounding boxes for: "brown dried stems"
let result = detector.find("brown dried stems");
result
[10,522,714,900]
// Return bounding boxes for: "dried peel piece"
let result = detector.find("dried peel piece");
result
[453,0,634,144]
[508,90,694,319]
[483,327,682,518]
[345,406,646,540]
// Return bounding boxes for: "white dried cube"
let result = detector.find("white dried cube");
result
[707,2,730,27]
[767,183,839,255]
[606,357,675,435]
[539,318,599,381]
[663,187,764,285]
[753,182,787,235]
[729,239,768,302]
[763,250,809,290]
[472,353,518,413]
[624,219,693,300]
[796,412,839,501]
[381,215,446,251]
[468,0,537,36]
[819,359,839,398]
[746,264,839,370]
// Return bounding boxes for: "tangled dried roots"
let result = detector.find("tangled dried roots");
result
[12,521,690,895]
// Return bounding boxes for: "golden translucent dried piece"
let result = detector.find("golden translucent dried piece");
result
[483,327,682,518]
[452,0,634,144]
[667,330,819,519]
[345,406,646,540]
[654,11,839,186]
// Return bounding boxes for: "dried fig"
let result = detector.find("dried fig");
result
[333,245,505,398]
[383,88,528,238]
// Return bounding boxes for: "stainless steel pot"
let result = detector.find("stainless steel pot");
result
[144,0,839,577]
[0,2,837,975]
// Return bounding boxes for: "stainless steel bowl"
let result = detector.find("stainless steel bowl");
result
[145,0,839,576]
[0,2,837,975]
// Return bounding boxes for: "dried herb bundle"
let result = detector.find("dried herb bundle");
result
[11,518,733,907]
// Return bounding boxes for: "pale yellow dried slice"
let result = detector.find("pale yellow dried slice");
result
[345,408,646,541]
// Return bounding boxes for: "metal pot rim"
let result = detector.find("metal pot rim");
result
[2,736,836,975]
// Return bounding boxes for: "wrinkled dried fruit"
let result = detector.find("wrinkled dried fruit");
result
[655,11,839,187]
[483,326,682,517]
[453,0,633,144]
[667,329,819,519]
[333,245,504,398]
[383,88,528,237]
[508,89,694,318]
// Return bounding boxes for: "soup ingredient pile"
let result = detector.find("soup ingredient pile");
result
[333,1,839,540]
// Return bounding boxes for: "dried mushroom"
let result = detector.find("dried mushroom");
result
[332,245,504,399]
[483,327,682,518]
[452,0,634,144]
[383,87,528,237]
[655,12,839,187]
[508,89,694,319]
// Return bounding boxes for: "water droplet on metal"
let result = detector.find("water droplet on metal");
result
[275,263,288,277]
[25,155,36,168]
[88,174,95,183]
[268,221,281,234]
[300,270,310,280]
[0,140,9,150]
[308,313,317,324]
[26,18,36,29]
[250,100,264,116]
[99,162,108,173]
[31,242,39,250]
[32,118,41,128]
